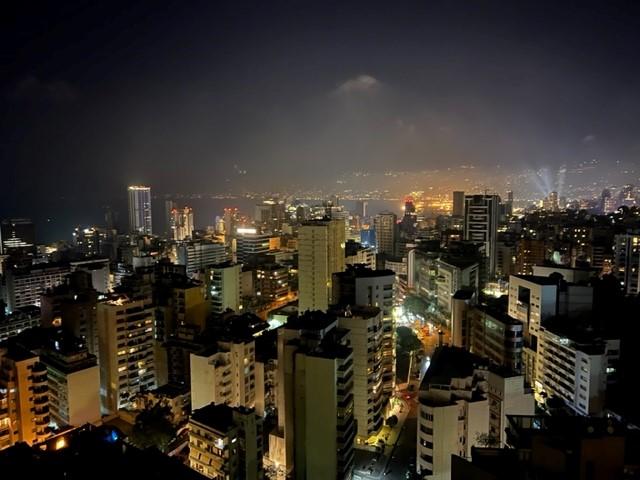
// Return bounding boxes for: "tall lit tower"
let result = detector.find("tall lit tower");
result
[127,185,152,235]
[298,218,346,312]
[170,206,194,241]
[374,211,397,256]
[463,194,500,277]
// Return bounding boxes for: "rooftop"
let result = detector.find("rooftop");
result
[331,304,381,319]
[452,289,475,300]
[152,382,189,398]
[190,403,238,433]
[437,255,478,270]
[421,346,488,388]
[334,264,395,279]
[285,310,337,332]
[474,303,522,326]
[511,274,560,286]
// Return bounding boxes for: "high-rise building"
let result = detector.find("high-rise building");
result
[255,200,286,233]
[335,306,386,447]
[542,191,560,211]
[236,233,271,264]
[514,238,546,275]
[190,336,256,410]
[177,240,227,275]
[452,191,465,217]
[188,403,264,480]
[70,258,111,293]
[507,273,593,385]
[298,219,346,312]
[470,304,524,373]
[374,212,397,255]
[355,200,368,218]
[613,233,640,295]
[72,227,107,257]
[417,347,532,479]
[40,335,101,428]
[170,206,195,241]
[207,262,241,315]
[255,263,289,302]
[450,289,475,350]
[127,185,153,235]
[416,347,490,479]
[536,320,619,416]
[486,369,534,447]
[96,294,156,413]
[39,271,99,355]
[2,263,71,312]
[435,257,480,315]
[0,344,49,449]
[495,240,516,278]
[223,208,239,246]
[0,218,35,256]
[463,194,500,277]
[344,240,376,270]
[332,265,396,397]
[0,306,40,343]
[154,276,208,342]
[504,190,514,217]
[165,200,177,235]
[268,311,355,480]
[452,416,628,480]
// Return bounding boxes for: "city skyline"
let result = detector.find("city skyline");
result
[3,1,640,216]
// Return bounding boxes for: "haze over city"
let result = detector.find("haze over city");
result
[3,1,640,235]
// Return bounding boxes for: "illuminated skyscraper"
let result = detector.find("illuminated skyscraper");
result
[298,218,345,312]
[170,206,194,241]
[97,294,156,413]
[127,185,152,235]
[0,218,35,256]
[374,211,397,256]
[463,194,500,277]
[0,345,50,448]
[268,311,355,479]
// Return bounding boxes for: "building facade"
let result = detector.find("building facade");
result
[298,219,346,312]
[189,403,264,480]
[97,294,157,413]
[127,185,153,235]
[463,194,500,277]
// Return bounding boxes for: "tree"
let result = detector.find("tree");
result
[475,432,501,447]
[129,404,176,452]
[403,295,429,317]
[396,326,422,355]
[386,415,398,427]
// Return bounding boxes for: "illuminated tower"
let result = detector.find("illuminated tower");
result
[298,218,346,312]
[223,208,239,246]
[463,194,500,277]
[374,211,397,256]
[170,206,194,241]
[127,185,152,235]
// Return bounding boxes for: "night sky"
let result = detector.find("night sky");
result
[2,1,640,219]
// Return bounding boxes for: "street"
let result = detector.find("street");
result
[353,391,418,480]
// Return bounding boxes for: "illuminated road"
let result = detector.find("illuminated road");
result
[353,389,419,480]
